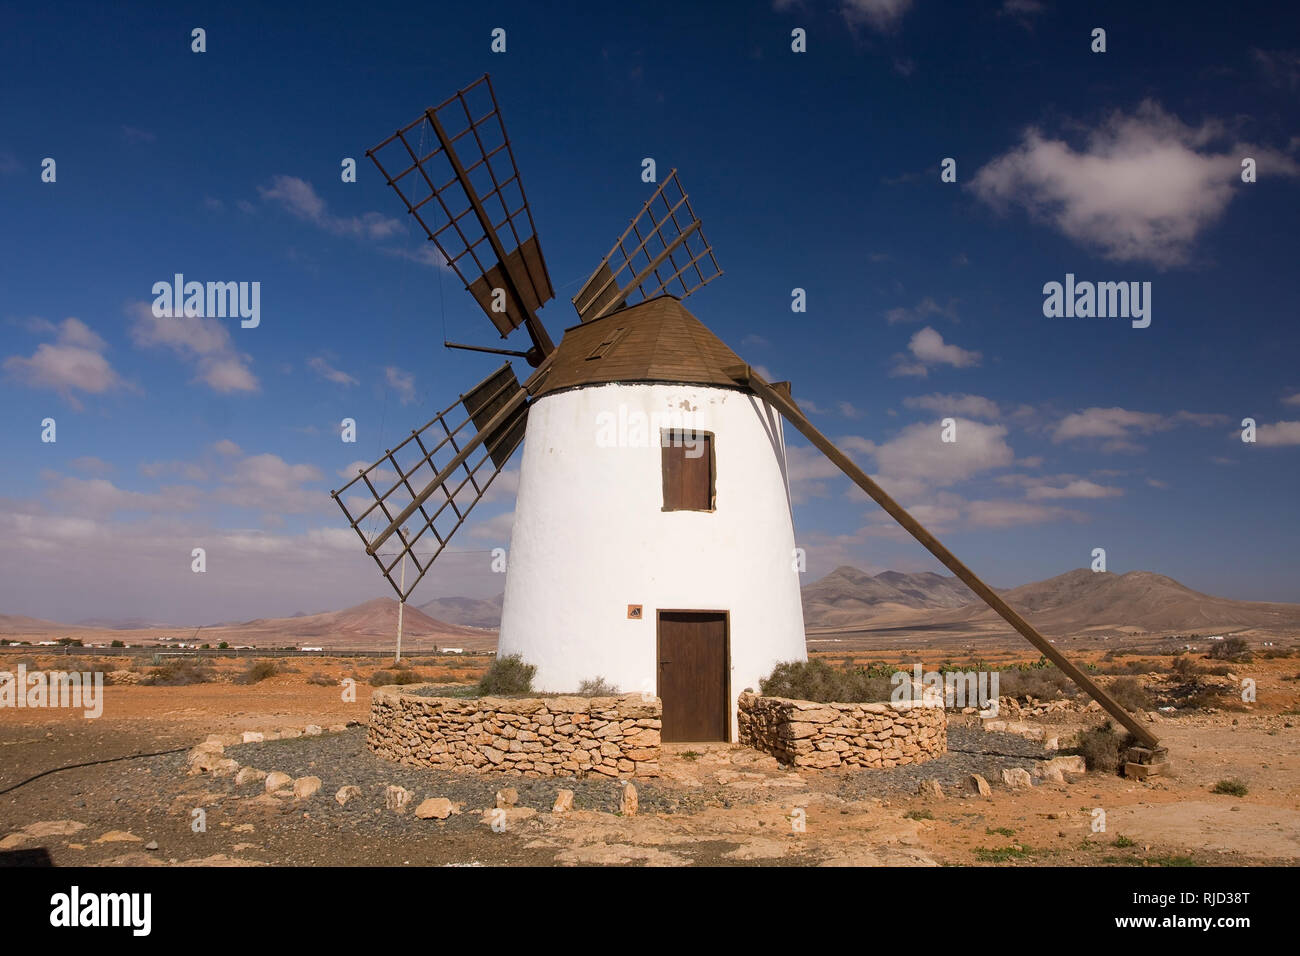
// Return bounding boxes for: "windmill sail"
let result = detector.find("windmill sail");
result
[724,363,1162,751]
[574,170,723,323]
[367,74,555,356]
[331,362,528,602]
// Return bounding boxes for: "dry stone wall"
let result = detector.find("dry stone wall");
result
[368,686,661,778]
[738,691,947,769]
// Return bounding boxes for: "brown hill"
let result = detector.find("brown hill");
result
[197,598,493,650]
[417,594,504,629]
[802,566,976,627]
[0,599,497,651]
[806,566,1300,636]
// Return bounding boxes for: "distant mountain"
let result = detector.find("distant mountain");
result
[73,617,174,630]
[195,598,492,649]
[801,566,976,627]
[951,569,1300,633]
[803,565,1300,635]
[417,594,504,629]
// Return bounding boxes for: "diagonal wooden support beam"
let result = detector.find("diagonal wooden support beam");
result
[726,362,1160,750]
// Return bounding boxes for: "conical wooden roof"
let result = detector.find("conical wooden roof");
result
[534,296,747,397]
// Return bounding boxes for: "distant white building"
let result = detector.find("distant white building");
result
[299,646,324,652]
[442,648,464,654]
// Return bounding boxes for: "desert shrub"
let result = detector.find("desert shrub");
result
[306,672,334,686]
[477,654,536,695]
[1105,676,1150,712]
[110,640,125,648]
[1074,721,1129,773]
[758,659,893,703]
[369,667,423,687]
[144,660,214,686]
[237,660,279,684]
[1208,637,1251,662]
[1211,778,1248,796]
[1260,646,1294,659]
[1096,660,1149,676]
[998,665,1078,701]
[577,676,620,696]
[1170,655,1199,676]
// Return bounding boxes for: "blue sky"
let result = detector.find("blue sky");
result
[2,0,1298,624]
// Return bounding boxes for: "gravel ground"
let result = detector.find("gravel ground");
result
[833,726,1051,801]
[2,721,1061,866]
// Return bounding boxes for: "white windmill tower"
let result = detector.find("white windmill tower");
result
[334,74,1164,753]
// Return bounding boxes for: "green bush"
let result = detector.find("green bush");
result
[1211,778,1248,796]
[758,658,892,703]
[1106,676,1150,712]
[144,660,214,686]
[237,660,279,684]
[477,654,536,695]
[577,676,620,696]
[1074,721,1136,773]
[1208,637,1251,662]
[369,667,423,687]
[998,665,1078,700]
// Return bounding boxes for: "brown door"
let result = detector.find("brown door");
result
[657,611,729,742]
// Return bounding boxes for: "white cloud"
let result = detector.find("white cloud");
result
[1054,406,1168,441]
[1282,391,1300,406]
[308,356,359,386]
[213,439,242,457]
[903,392,1002,419]
[971,100,1300,267]
[840,0,912,32]
[872,418,1014,487]
[1025,479,1124,500]
[127,301,258,393]
[385,366,417,405]
[1253,420,1300,447]
[1053,406,1227,451]
[218,453,326,514]
[260,175,403,240]
[70,456,113,475]
[884,297,958,325]
[965,498,1084,529]
[891,327,982,377]
[786,444,844,502]
[46,475,201,516]
[3,318,129,408]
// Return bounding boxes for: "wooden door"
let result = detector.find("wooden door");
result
[657,611,729,742]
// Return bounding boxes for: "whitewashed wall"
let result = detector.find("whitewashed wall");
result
[498,382,808,740]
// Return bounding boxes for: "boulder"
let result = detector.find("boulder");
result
[241,731,264,744]
[552,789,575,813]
[264,771,293,793]
[620,782,638,816]
[1001,768,1033,789]
[335,785,362,807]
[234,767,267,786]
[416,797,456,820]
[384,785,413,811]
[917,779,944,799]
[966,773,992,797]
[495,787,519,809]
[292,776,322,799]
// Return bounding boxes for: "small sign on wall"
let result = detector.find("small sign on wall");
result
[627,604,643,620]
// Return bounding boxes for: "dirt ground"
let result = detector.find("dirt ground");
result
[1,653,1297,867]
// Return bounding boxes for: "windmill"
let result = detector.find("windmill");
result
[332,74,1160,755]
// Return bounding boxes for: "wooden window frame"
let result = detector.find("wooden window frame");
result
[660,428,716,512]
